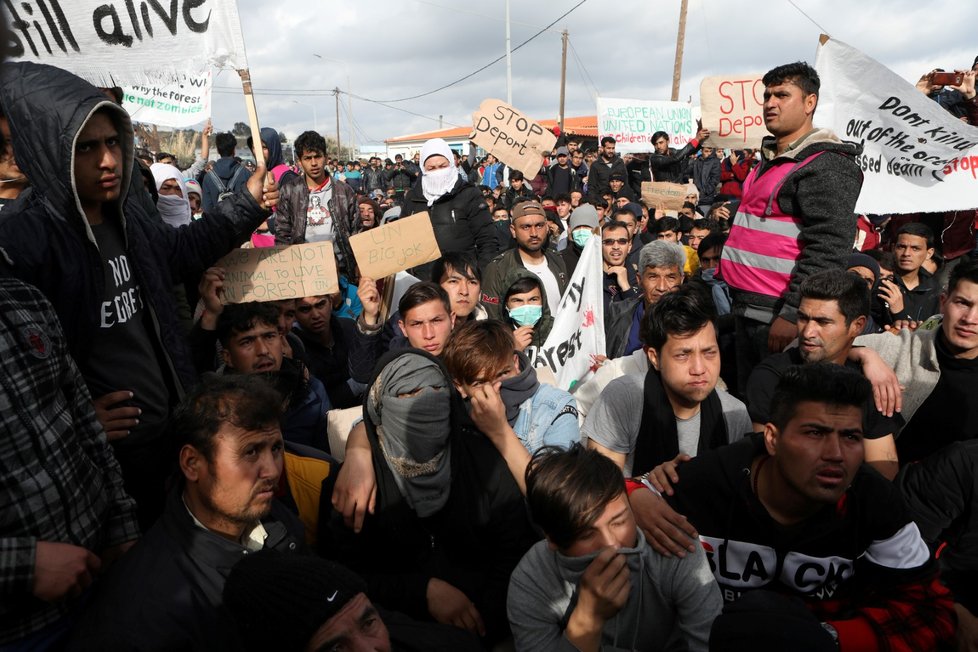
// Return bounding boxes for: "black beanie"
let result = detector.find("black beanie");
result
[223,550,368,652]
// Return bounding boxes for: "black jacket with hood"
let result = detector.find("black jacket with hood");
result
[400,176,499,275]
[0,62,271,394]
[481,247,568,322]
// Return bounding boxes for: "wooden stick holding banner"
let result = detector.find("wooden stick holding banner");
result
[379,275,396,324]
[238,68,266,168]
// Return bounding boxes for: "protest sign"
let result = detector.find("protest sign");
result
[641,182,688,211]
[2,0,248,85]
[471,99,557,178]
[526,236,605,391]
[349,212,441,279]
[816,36,978,213]
[218,243,338,304]
[699,74,769,149]
[597,98,694,154]
[123,68,211,128]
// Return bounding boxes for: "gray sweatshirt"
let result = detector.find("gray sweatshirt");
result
[507,530,721,651]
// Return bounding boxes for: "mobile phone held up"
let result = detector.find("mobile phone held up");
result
[929,71,963,86]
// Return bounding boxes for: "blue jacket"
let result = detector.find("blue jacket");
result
[512,384,580,452]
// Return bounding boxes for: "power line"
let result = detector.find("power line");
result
[351,0,588,103]
[786,0,831,35]
[567,36,599,98]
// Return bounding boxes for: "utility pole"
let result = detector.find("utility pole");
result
[505,0,512,104]
[670,0,688,102]
[334,87,341,157]
[558,30,568,135]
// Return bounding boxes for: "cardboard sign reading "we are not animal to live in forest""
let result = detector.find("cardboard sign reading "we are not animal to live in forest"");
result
[218,242,338,304]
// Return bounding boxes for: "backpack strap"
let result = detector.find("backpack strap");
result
[206,168,229,194]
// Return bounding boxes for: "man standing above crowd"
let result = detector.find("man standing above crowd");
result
[275,131,360,277]
[0,62,277,526]
[362,156,389,196]
[718,61,863,390]
[587,137,627,202]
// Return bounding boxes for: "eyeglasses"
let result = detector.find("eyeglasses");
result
[602,238,629,246]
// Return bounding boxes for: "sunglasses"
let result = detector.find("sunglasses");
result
[602,238,629,246]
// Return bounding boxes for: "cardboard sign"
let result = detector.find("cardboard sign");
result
[471,99,557,178]
[816,37,978,213]
[597,98,694,154]
[700,74,769,149]
[525,236,606,391]
[218,243,338,304]
[3,0,247,86]
[123,68,211,128]
[349,212,442,279]
[641,182,689,211]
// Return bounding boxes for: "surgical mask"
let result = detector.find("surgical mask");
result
[508,305,542,327]
[571,229,593,248]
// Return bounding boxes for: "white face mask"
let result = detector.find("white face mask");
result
[156,194,191,227]
[422,166,458,205]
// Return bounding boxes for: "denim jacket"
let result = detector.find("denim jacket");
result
[512,384,580,452]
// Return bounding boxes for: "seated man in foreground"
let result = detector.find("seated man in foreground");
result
[628,364,955,651]
[508,444,720,652]
[68,375,305,651]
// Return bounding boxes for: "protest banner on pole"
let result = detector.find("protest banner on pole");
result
[218,243,338,303]
[815,36,978,213]
[349,212,442,280]
[641,181,688,211]
[471,99,557,178]
[122,69,212,128]
[699,74,768,149]
[2,0,247,85]
[597,98,694,154]
[526,236,605,392]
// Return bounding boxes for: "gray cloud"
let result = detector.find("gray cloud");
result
[210,0,977,150]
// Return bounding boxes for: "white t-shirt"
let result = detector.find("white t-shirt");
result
[305,181,334,243]
[523,259,562,315]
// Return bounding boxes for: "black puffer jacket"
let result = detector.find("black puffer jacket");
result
[0,62,270,392]
[649,141,700,183]
[400,176,499,274]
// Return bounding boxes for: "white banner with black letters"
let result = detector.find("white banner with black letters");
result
[526,236,606,392]
[815,37,978,213]
[2,0,247,85]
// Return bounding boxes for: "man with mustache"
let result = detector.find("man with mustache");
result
[68,375,305,651]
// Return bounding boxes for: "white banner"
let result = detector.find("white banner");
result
[123,69,211,128]
[526,236,606,392]
[597,97,694,154]
[815,37,978,213]
[3,0,247,85]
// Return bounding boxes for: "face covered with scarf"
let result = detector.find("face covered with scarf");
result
[150,162,191,227]
[420,137,459,206]
[367,353,453,517]
[454,351,540,427]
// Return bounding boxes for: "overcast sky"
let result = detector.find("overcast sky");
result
[210,0,977,149]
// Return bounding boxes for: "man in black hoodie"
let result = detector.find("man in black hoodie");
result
[0,62,277,526]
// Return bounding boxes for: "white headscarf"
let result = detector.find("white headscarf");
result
[150,163,191,227]
[420,138,459,206]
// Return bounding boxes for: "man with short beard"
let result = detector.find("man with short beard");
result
[68,375,305,651]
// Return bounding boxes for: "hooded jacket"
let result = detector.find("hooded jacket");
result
[498,266,556,347]
[587,154,627,201]
[0,62,270,394]
[400,176,499,274]
[321,349,536,646]
[722,129,863,323]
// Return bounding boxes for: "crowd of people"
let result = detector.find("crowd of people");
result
[1,19,978,649]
